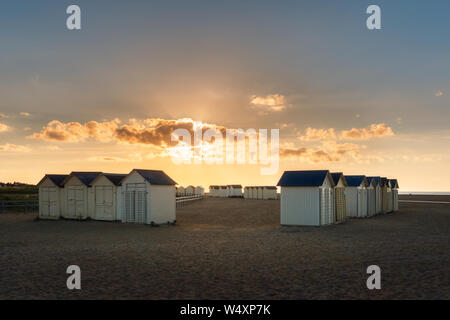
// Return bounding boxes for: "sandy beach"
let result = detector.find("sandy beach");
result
[0,197,448,299]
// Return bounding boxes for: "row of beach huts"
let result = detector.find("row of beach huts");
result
[277,170,399,226]
[176,186,204,197]
[37,168,399,227]
[209,185,278,200]
[37,169,178,224]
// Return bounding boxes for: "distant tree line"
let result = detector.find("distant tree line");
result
[0,182,35,187]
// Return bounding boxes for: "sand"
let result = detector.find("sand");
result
[0,197,448,299]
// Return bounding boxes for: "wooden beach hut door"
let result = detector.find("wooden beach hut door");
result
[124,183,147,223]
[67,186,85,218]
[320,187,334,225]
[95,186,114,220]
[334,188,346,222]
[41,187,58,218]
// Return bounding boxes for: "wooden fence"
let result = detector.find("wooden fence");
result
[176,195,204,207]
[0,200,39,213]
[0,196,202,213]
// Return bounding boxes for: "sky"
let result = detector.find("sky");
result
[0,0,449,191]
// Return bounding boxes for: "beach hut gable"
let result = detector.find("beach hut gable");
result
[277,170,335,188]
[123,169,177,186]
[38,174,69,220]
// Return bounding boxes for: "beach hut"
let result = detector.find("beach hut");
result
[262,186,278,200]
[366,178,377,217]
[185,185,195,196]
[37,174,68,220]
[330,172,347,222]
[90,173,126,221]
[380,177,390,214]
[390,179,399,211]
[256,186,263,199]
[61,172,102,220]
[219,186,228,197]
[248,187,254,199]
[345,175,368,218]
[277,170,335,226]
[243,187,249,199]
[120,169,176,225]
[177,186,185,197]
[381,177,393,213]
[227,185,243,197]
[195,186,204,196]
[367,176,382,215]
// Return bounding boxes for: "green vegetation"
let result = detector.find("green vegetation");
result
[0,186,38,201]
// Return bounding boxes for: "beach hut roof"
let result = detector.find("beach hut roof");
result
[63,172,103,186]
[367,176,381,187]
[228,185,242,188]
[128,169,177,185]
[277,170,334,187]
[100,173,127,186]
[330,172,348,187]
[264,186,277,190]
[37,174,69,187]
[389,179,399,188]
[345,175,368,187]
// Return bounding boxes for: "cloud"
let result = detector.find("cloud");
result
[250,94,287,112]
[435,90,443,97]
[299,128,337,141]
[0,123,10,133]
[29,119,121,143]
[340,123,394,140]
[20,112,31,117]
[280,141,361,163]
[29,118,226,148]
[0,113,8,119]
[87,152,146,163]
[0,143,30,152]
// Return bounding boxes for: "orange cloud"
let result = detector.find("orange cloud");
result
[0,123,10,133]
[280,141,361,163]
[250,94,287,112]
[0,143,30,152]
[299,128,337,141]
[29,118,226,148]
[340,123,394,140]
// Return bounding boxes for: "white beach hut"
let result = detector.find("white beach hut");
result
[367,176,382,215]
[248,187,254,199]
[185,185,195,196]
[177,186,185,197]
[37,174,68,220]
[219,186,228,197]
[227,185,243,197]
[195,186,204,196]
[345,175,368,218]
[208,186,217,197]
[380,177,390,214]
[330,172,347,222]
[390,179,399,211]
[366,177,377,217]
[256,186,263,200]
[90,173,126,221]
[262,186,277,200]
[120,169,176,225]
[277,170,335,226]
[243,187,249,199]
[61,172,102,220]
